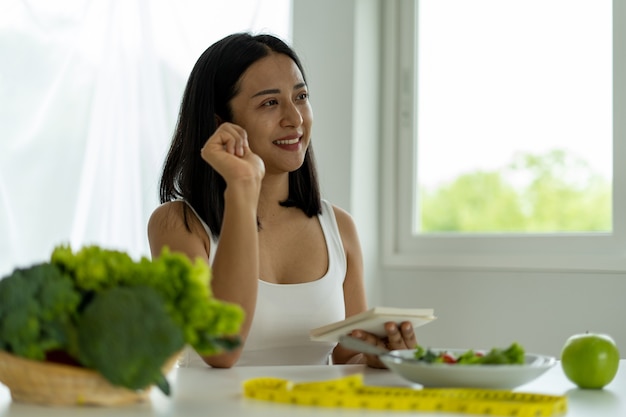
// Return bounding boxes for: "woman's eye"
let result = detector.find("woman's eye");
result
[297,92,309,100]
[262,99,278,106]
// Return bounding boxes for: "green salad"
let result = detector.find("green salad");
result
[414,342,525,365]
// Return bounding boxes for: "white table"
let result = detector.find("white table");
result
[0,361,623,416]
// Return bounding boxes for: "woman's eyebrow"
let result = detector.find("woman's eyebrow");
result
[251,83,307,98]
[251,88,279,98]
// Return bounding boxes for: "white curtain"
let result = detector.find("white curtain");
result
[0,0,291,276]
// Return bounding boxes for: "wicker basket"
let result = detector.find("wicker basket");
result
[0,350,179,406]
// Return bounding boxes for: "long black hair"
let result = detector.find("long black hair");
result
[158,33,321,239]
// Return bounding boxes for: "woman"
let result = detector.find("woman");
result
[148,33,416,368]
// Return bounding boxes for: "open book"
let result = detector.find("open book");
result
[309,307,436,343]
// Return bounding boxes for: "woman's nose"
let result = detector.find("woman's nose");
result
[281,102,303,127]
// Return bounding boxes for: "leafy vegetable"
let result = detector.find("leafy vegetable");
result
[74,286,184,395]
[414,342,525,365]
[0,244,245,395]
[478,342,525,364]
[51,245,244,355]
[0,263,80,360]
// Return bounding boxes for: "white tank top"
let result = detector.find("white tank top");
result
[180,199,346,366]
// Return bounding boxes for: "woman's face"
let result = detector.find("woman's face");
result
[229,52,313,175]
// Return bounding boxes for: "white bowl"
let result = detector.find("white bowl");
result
[380,348,556,389]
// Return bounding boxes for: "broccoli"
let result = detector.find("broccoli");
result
[0,263,80,360]
[73,286,185,395]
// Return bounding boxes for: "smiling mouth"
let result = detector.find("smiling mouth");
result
[273,138,300,145]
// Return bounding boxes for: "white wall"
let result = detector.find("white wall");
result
[293,0,626,358]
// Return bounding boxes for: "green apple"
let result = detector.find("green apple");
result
[561,332,620,389]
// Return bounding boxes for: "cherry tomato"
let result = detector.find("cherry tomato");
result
[441,353,457,364]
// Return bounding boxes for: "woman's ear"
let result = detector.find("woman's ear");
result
[214,114,224,126]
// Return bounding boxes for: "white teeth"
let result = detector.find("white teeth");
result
[274,138,299,145]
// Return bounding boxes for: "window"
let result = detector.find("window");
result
[381,0,626,271]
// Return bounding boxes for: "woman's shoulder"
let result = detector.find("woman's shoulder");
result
[323,200,358,238]
[147,201,191,247]
[148,200,187,231]
[321,199,352,221]
[147,200,211,260]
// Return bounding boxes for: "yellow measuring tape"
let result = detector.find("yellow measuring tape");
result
[243,374,567,417]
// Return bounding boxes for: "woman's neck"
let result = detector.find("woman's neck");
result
[257,173,290,217]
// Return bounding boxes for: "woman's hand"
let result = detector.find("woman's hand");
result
[348,321,417,368]
[200,122,265,188]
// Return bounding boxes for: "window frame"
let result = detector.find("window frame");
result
[381,0,626,272]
